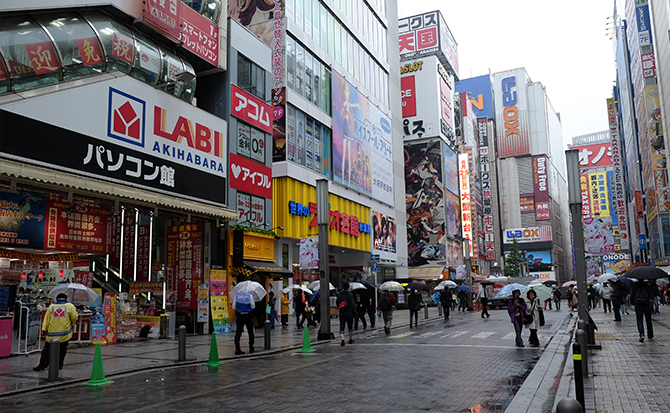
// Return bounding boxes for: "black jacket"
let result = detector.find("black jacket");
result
[408,291,422,311]
[336,290,356,315]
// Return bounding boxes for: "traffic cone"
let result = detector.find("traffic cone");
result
[82,343,114,387]
[203,333,224,366]
[297,325,316,353]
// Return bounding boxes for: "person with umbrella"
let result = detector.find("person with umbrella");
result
[507,289,527,348]
[233,288,256,355]
[524,289,542,347]
[552,288,562,310]
[567,285,578,317]
[377,289,396,335]
[457,286,468,312]
[293,290,307,329]
[336,282,356,346]
[611,280,627,322]
[480,287,490,319]
[408,289,423,327]
[33,293,78,371]
[440,287,452,320]
[631,279,656,342]
[353,291,367,330]
[601,282,612,313]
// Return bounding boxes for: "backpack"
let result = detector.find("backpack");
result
[380,294,391,311]
[636,287,650,304]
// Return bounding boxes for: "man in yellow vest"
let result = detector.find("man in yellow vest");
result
[33,293,78,371]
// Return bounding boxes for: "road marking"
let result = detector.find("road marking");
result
[502,332,516,340]
[390,332,417,339]
[441,330,469,339]
[416,331,441,338]
[471,331,496,339]
[357,342,536,349]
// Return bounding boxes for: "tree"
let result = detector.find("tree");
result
[504,238,525,278]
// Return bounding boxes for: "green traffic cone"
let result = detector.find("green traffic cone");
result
[203,333,224,366]
[83,343,114,387]
[297,325,316,353]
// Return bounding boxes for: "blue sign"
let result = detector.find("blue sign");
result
[636,5,653,46]
[455,74,494,119]
[370,254,380,261]
[371,262,380,272]
[0,189,47,249]
[639,234,647,250]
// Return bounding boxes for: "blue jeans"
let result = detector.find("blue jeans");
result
[635,303,654,338]
[269,308,276,326]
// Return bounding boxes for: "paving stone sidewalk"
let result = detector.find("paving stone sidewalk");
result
[0,307,439,397]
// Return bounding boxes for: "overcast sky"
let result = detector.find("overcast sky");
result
[397,0,617,146]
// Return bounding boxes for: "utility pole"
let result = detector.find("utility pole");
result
[316,179,333,340]
[566,150,589,322]
[464,239,472,309]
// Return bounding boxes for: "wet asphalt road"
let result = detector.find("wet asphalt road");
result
[0,308,568,412]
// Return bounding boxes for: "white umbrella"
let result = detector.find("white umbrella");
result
[282,284,312,295]
[308,281,336,291]
[437,280,457,289]
[229,280,267,302]
[48,283,99,302]
[380,281,404,292]
[349,282,367,291]
[597,274,612,283]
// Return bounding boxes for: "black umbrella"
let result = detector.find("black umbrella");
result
[626,266,668,280]
[481,280,496,286]
[407,281,430,292]
[543,280,557,286]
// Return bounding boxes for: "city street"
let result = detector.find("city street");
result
[0,308,569,413]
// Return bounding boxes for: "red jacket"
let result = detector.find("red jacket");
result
[377,292,396,311]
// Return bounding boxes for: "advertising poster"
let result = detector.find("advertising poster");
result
[444,144,459,195]
[103,293,117,344]
[533,155,550,221]
[299,236,319,269]
[129,282,164,295]
[197,283,209,323]
[44,193,112,253]
[459,153,472,256]
[122,213,137,278]
[406,142,446,266]
[372,211,396,254]
[583,216,615,254]
[580,174,590,216]
[588,172,610,218]
[645,85,668,213]
[520,196,535,213]
[524,251,552,272]
[585,255,603,279]
[602,253,630,274]
[210,278,230,334]
[0,188,46,249]
[136,222,151,282]
[166,222,204,310]
[455,74,494,120]
[74,271,94,288]
[494,70,530,158]
[90,307,106,344]
[445,191,460,237]
[332,71,394,206]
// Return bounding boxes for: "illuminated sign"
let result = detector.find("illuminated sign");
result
[458,153,472,256]
[287,201,371,237]
[503,226,552,244]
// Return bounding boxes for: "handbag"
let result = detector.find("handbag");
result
[523,311,534,325]
[539,308,545,327]
[266,304,272,315]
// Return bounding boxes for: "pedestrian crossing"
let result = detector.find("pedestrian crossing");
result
[356,329,545,343]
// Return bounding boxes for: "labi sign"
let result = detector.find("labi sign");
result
[503,226,552,244]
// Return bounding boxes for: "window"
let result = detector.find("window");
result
[304,0,312,39]
[286,105,296,162]
[327,13,335,58]
[82,11,134,74]
[295,42,305,97]
[0,59,8,94]
[286,0,295,22]
[321,65,331,115]
[312,58,320,108]
[305,116,314,170]
[286,37,295,90]
[313,122,321,173]
[334,24,341,66]
[296,110,305,166]
[305,52,313,103]
[237,54,265,100]
[320,3,328,51]
[312,0,320,43]
[295,0,304,31]
[130,32,161,86]
[36,14,104,80]
[0,17,62,91]
[286,104,331,178]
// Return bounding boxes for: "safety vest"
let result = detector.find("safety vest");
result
[42,301,78,343]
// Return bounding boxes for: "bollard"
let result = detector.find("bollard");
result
[571,342,585,412]
[264,320,271,350]
[576,329,588,376]
[556,397,584,413]
[424,305,429,319]
[48,338,60,382]
[178,325,186,361]
[438,305,443,317]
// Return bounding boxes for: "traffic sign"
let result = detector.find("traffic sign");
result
[371,262,380,272]
[370,254,380,261]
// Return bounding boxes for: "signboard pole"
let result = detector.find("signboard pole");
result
[316,179,333,340]
[567,150,589,323]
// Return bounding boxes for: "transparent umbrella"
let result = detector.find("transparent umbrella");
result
[48,283,99,303]
[380,281,404,292]
[526,284,553,303]
[282,284,312,295]
[349,282,367,291]
[495,283,528,298]
[229,280,267,302]
[308,281,336,291]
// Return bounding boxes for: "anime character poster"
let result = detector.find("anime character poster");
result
[372,211,396,253]
[583,216,615,254]
[405,141,446,267]
[299,236,319,269]
[585,255,603,279]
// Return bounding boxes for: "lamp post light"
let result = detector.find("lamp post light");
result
[464,239,472,309]
[566,150,589,323]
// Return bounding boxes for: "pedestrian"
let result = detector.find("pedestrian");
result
[432,290,440,307]
[377,289,396,335]
[408,289,422,327]
[621,291,630,315]
[336,282,356,346]
[543,296,553,311]
[601,282,612,313]
[280,291,290,327]
[267,291,277,329]
[458,288,467,312]
[33,293,78,371]
[507,289,527,348]
[232,288,255,355]
[631,279,655,342]
[552,288,561,310]
[311,289,321,326]
[440,288,452,320]
[365,292,376,328]
[293,289,307,329]
[587,284,595,310]
[567,286,579,317]
[354,291,367,330]
[611,281,625,322]
[524,289,542,347]
[651,281,661,314]
[480,289,490,318]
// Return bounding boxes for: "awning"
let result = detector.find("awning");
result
[0,158,239,220]
[408,266,446,280]
[244,260,293,275]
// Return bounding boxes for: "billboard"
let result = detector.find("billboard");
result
[166,222,203,310]
[503,226,552,244]
[580,174,590,215]
[583,216,615,254]
[574,143,613,168]
[520,195,535,213]
[533,155,550,221]
[372,211,397,254]
[588,172,610,218]
[607,98,629,250]
[444,143,459,195]
[602,253,630,273]
[0,77,228,205]
[332,71,394,206]
[524,250,552,272]
[398,10,459,79]
[494,70,530,158]
[401,75,417,118]
[455,74,494,120]
[479,118,494,260]
[645,85,669,214]
[445,191,460,237]
[459,153,473,256]
[406,142,445,266]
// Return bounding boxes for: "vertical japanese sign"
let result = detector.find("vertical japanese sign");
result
[210,269,230,334]
[166,223,204,310]
[179,4,218,66]
[401,76,417,118]
[580,174,590,216]
[44,194,112,253]
[607,98,629,250]
[103,293,117,344]
[143,0,180,41]
[122,213,137,278]
[197,283,209,322]
[74,271,94,288]
[136,222,151,282]
[271,0,287,162]
[589,172,610,218]
[533,155,550,221]
[478,119,494,260]
[459,153,472,257]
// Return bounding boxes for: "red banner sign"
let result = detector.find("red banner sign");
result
[136,224,151,282]
[229,153,273,199]
[533,155,550,221]
[180,5,218,66]
[231,84,273,134]
[75,37,103,67]
[573,143,612,168]
[401,75,417,118]
[74,271,94,288]
[25,42,60,75]
[143,0,180,40]
[166,223,203,310]
[580,174,590,215]
[44,194,111,254]
[122,214,136,278]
